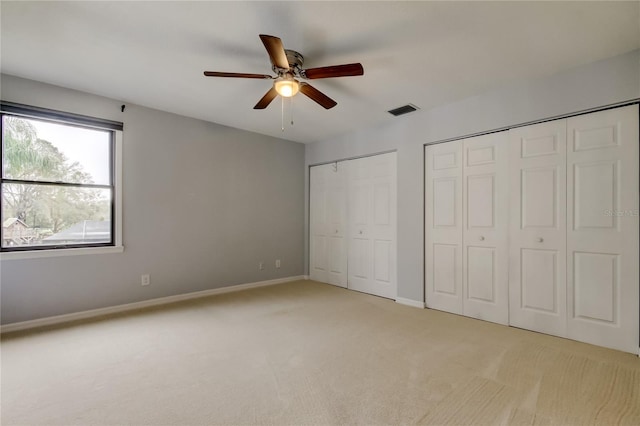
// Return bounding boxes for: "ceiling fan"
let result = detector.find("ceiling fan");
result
[204,34,364,110]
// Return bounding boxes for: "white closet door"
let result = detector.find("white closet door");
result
[425,141,463,314]
[462,132,509,325]
[566,105,639,353]
[508,120,567,337]
[309,163,347,287]
[325,162,348,287]
[347,152,397,299]
[310,165,330,283]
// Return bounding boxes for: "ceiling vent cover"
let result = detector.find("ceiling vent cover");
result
[387,104,419,116]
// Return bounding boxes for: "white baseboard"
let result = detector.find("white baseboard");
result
[1,275,306,334]
[395,297,425,309]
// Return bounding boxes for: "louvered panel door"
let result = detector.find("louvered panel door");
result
[508,120,568,337]
[347,152,397,299]
[566,105,639,353]
[462,132,509,325]
[425,141,463,314]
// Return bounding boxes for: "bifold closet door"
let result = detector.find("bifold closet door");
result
[508,120,567,337]
[425,134,509,323]
[508,104,638,353]
[566,105,639,353]
[425,104,638,353]
[462,132,509,325]
[347,152,397,299]
[309,163,347,287]
[425,141,463,314]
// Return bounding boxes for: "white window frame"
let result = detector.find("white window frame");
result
[0,103,124,260]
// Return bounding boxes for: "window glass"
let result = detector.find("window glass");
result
[2,116,111,185]
[2,183,111,248]
[1,107,117,251]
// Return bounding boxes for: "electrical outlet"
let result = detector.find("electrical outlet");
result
[141,274,150,286]
[275,259,281,268]
[259,262,264,270]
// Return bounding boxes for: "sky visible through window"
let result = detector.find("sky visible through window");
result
[30,118,110,185]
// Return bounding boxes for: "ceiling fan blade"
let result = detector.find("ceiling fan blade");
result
[204,71,273,79]
[299,83,337,109]
[303,63,364,79]
[259,34,290,70]
[254,87,278,109]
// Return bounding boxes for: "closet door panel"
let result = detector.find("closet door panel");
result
[509,120,567,337]
[425,141,463,314]
[369,152,397,298]
[347,152,397,298]
[521,167,558,228]
[433,244,458,295]
[433,178,458,227]
[520,248,558,313]
[466,246,496,302]
[310,163,347,287]
[310,165,329,283]
[326,163,348,287]
[567,105,639,353]
[462,132,509,324]
[347,158,372,292]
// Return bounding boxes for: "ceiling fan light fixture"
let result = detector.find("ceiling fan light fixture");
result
[204,34,362,110]
[274,77,299,97]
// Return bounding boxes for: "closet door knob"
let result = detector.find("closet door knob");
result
[537,237,544,243]
[479,236,485,241]
[359,230,363,235]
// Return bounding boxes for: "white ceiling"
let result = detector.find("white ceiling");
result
[1,1,638,144]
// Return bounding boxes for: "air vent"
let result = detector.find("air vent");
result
[387,104,419,116]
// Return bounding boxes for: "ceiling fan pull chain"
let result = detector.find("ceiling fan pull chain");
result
[290,96,294,126]
[281,96,285,132]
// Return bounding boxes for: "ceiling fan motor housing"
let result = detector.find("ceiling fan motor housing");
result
[273,49,305,75]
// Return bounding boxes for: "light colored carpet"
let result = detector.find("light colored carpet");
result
[1,280,639,425]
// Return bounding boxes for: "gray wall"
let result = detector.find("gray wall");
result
[305,49,640,302]
[1,74,305,324]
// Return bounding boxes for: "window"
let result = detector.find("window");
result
[1,102,123,253]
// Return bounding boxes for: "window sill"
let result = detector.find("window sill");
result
[0,245,124,260]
